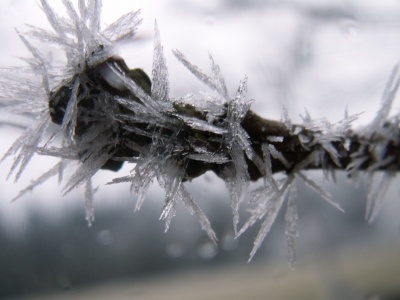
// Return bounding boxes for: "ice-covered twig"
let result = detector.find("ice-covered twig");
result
[1,0,400,267]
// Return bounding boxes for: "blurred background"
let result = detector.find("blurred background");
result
[1,0,400,299]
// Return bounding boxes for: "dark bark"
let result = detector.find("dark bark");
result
[49,56,400,182]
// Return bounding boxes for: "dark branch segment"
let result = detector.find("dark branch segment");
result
[49,56,400,182]
[49,56,152,171]
[239,111,400,178]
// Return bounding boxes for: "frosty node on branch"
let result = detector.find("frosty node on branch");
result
[1,0,400,267]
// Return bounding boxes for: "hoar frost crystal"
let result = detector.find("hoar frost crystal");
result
[1,0,400,267]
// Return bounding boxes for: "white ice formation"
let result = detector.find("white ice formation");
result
[0,0,399,267]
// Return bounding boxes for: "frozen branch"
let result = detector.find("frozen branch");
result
[1,1,400,266]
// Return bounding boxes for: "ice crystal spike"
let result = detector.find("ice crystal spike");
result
[282,105,292,132]
[17,32,50,95]
[365,172,374,220]
[172,50,221,95]
[367,65,400,138]
[248,176,294,262]
[292,150,321,172]
[267,136,284,143]
[209,52,229,100]
[268,144,290,169]
[367,155,395,172]
[152,21,169,103]
[118,163,153,212]
[366,169,395,223]
[85,178,95,227]
[237,177,286,238]
[186,153,230,164]
[58,150,69,184]
[61,77,80,139]
[227,76,250,124]
[179,186,218,244]
[4,112,50,182]
[228,143,250,233]
[102,10,142,43]
[298,172,344,213]
[174,115,228,135]
[39,0,69,38]
[285,185,298,269]
[87,0,102,33]
[62,145,115,196]
[160,160,184,228]
[261,143,278,192]
[11,162,59,202]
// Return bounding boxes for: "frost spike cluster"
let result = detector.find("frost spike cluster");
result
[0,1,399,267]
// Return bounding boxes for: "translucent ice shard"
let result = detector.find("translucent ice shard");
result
[62,145,115,196]
[175,115,228,135]
[248,175,294,262]
[85,178,95,227]
[186,153,230,164]
[268,144,291,169]
[226,144,250,233]
[298,172,344,212]
[365,65,400,139]
[209,53,229,100]
[152,21,169,103]
[61,77,80,139]
[172,50,221,96]
[285,185,298,269]
[179,185,218,244]
[282,105,292,132]
[11,162,60,202]
[267,136,284,143]
[102,10,142,43]
[366,170,395,223]
[3,112,50,182]
[261,143,278,192]
[160,160,184,231]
